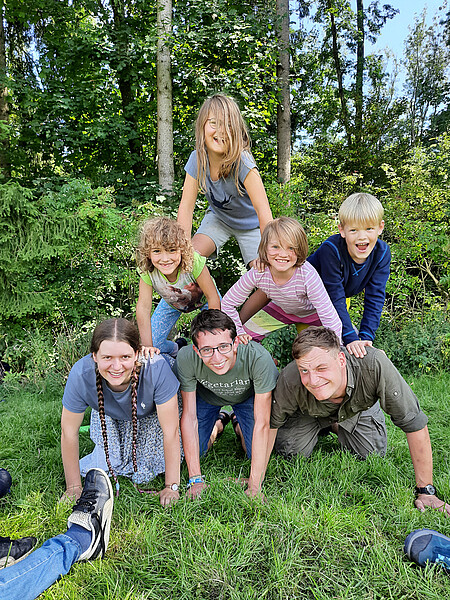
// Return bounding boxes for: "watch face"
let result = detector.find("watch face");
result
[170,483,179,492]
[425,484,436,495]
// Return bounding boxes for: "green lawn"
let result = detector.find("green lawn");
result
[1,372,450,599]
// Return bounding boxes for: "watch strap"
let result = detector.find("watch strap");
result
[415,484,436,496]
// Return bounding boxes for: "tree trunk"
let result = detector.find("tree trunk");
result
[355,0,364,145]
[156,0,174,192]
[0,4,10,179]
[327,0,352,147]
[276,0,291,184]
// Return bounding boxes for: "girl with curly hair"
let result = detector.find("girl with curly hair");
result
[136,217,220,357]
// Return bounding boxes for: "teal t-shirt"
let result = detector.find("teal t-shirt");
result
[140,251,207,313]
[175,341,279,406]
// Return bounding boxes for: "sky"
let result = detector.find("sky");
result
[369,0,447,57]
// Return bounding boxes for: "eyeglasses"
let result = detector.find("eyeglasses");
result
[207,118,219,130]
[196,342,234,358]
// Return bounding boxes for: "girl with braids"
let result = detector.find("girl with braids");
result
[60,319,182,506]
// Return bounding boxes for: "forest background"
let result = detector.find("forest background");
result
[0,0,449,381]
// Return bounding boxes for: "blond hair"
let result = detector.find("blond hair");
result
[195,93,252,194]
[339,193,384,227]
[136,217,194,274]
[258,217,308,269]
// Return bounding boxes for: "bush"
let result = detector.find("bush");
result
[376,313,450,375]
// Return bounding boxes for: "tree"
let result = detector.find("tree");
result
[0,2,9,179]
[156,0,174,191]
[276,0,291,183]
[299,0,398,154]
[403,11,450,145]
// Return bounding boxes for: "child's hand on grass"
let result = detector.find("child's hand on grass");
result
[186,481,208,499]
[159,487,179,507]
[59,485,82,504]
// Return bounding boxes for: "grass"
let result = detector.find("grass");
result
[1,372,450,599]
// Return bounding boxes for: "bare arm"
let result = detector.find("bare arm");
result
[178,173,199,238]
[247,391,274,496]
[61,407,85,500]
[406,427,450,515]
[180,390,206,498]
[156,395,181,506]
[195,265,221,310]
[239,288,270,324]
[243,168,273,233]
[136,279,159,358]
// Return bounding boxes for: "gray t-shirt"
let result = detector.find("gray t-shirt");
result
[184,150,259,230]
[175,341,279,406]
[62,354,179,420]
[271,347,428,433]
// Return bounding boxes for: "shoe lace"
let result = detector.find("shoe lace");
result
[72,490,98,513]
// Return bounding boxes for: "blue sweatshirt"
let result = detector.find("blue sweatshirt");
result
[307,234,391,344]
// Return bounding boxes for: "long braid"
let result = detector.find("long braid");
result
[130,361,141,473]
[96,366,120,496]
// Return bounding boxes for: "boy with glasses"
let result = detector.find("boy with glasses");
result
[176,309,278,499]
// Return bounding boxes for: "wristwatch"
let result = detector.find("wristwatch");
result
[415,484,436,496]
[165,483,179,492]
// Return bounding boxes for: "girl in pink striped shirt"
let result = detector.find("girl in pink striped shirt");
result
[221,217,342,343]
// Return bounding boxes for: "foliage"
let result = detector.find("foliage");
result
[377,313,450,375]
[261,325,297,369]
[0,179,139,359]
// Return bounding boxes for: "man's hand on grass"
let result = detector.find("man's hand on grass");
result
[415,494,450,516]
[186,481,208,499]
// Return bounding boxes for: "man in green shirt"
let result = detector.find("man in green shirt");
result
[177,309,279,499]
[271,326,449,514]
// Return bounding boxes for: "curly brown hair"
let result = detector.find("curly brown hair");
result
[136,217,194,275]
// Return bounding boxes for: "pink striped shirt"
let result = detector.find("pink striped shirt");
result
[221,263,342,340]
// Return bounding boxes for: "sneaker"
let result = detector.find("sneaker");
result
[404,528,450,569]
[0,536,37,567]
[67,468,113,562]
[175,337,188,350]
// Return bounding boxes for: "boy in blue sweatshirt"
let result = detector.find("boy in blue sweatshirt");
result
[307,193,390,358]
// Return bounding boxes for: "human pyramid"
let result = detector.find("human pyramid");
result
[1,94,450,599]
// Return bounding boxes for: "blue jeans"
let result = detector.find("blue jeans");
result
[151,298,181,355]
[151,294,221,356]
[0,534,80,600]
[197,394,255,458]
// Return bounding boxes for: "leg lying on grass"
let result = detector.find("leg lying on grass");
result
[0,468,113,600]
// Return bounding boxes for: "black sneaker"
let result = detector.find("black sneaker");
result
[175,337,188,350]
[0,535,37,567]
[67,468,113,562]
